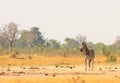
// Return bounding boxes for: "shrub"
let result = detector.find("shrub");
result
[12,54,17,58]
[106,55,117,62]
[28,55,32,59]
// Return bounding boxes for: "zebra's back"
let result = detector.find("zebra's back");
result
[89,49,95,59]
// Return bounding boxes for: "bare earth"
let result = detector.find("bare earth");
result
[0,64,120,76]
[0,64,120,83]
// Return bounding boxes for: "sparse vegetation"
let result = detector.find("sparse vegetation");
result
[106,55,117,62]
[0,54,119,66]
[0,22,120,83]
[0,22,120,57]
[28,55,32,59]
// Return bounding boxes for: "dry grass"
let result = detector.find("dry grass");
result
[0,54,83,66]
[0,54,120,83]
[0,54,119,66]
[0,75,120,83]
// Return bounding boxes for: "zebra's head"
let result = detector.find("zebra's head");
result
[80,42,87,52]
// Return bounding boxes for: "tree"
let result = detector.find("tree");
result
[114,36,120,49]
[49,39,60,49]
[87,42,96,49]
[65,38,79,49]
[0,34,9,49]
[1,22,18,56]
[0,34,9,55]
[30,27,45,46]
[19,27,45,48]
[95,42,105,54]
[76,34,87,45]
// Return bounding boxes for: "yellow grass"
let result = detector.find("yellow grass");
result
[0,54,83,66]
[0,75,120,83]
[0,54,119,66]
[0,54,120,83]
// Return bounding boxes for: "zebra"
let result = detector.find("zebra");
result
[80,42,95,71]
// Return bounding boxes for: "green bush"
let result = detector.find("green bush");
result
[106,55,117,62]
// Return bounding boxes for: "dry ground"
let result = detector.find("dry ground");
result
[0,64,120,83]
[0,55,120,83]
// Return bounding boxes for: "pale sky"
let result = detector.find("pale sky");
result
[0,0,120,44]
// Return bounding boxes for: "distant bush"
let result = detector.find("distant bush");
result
[12,54,17,58]
[106,55,117,62]
[28,55,32,59]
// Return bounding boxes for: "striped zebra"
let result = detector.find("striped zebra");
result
[80,42,95,71]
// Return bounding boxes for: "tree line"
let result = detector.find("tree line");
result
[0,22,120,56]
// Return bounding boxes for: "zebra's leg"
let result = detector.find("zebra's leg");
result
[85,58,87,71]
[88,59,91,71]
[91,60,94,71]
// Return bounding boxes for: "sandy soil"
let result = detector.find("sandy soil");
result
[0,64,120,77]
